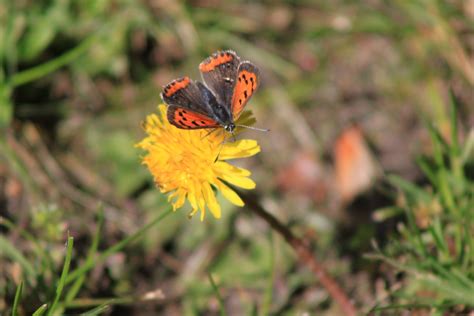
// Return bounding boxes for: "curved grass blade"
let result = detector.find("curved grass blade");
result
[12,281,23,316]
[11,35,96,87]
[66,208,172,285]
[80,300,112,316]
[0,236,36,282]
[47,235,74,316]
[65,206,104,304]
[32,304,48,316]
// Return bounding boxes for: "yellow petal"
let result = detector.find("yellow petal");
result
[158,104,167,117]
[174,189,187,210]
[167,190,179,202]
[214,162,255,189]
[188,208,199,219]
[188,190,199,215]
[221,175,256,189]
[202,182,221,219]
[219,140,260,160]
[214,162,251,177]
[193,183,206,221]
[215,180,244,207]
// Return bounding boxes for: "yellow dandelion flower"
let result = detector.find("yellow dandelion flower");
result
[136,104,260,221]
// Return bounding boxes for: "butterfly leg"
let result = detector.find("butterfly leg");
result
[214,132,230,163]
[202,128,219,139]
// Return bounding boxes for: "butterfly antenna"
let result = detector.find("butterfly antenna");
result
[235,124,270,132]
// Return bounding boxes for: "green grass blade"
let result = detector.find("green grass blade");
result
[0,216,55,274]
[372,206,404,222]
[425,258,474,293]
[80,301,112,316]
[208,273,227,316]
[66,297,134,309]
[462,202,474,269]
[11,281,23,316]
[32,304,48,316]
[0,236,36,281]
[420,274,474,306]
[0,84,13,127]
[460,129,474,164]
[387,175,431,202]
[65,208,172,285]
[449,268,474,291]
[437,169,457,215]
[448,91,460,158]
[415,156,437,185]
[371,302,451,312]
[427,218,449,260]
[47,235,74,316]
[426,122,448,169]
[65,206,104,303]
[11,35,96,87]
[448,92,465,183]
[3,0,17,79]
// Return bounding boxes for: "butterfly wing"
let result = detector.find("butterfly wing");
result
[161,77,219,129]
[231,62,259,120]
[199,50,241,108]
[166,106,220,129]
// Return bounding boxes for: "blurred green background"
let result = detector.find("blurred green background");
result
[1,0,473,315]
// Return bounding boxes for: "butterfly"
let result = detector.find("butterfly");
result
[161,50,260,134]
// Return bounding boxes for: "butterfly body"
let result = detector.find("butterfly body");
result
[161,50,259,133]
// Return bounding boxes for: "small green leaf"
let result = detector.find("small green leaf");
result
[18,18,56,61]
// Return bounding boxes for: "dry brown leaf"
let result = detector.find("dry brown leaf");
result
[334,125,378,203]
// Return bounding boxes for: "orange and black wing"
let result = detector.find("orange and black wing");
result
[166,106,219,129]
[231,62,259,120]
[161,77,208,114]
[161,77,219,129]
[199,50,241,107]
